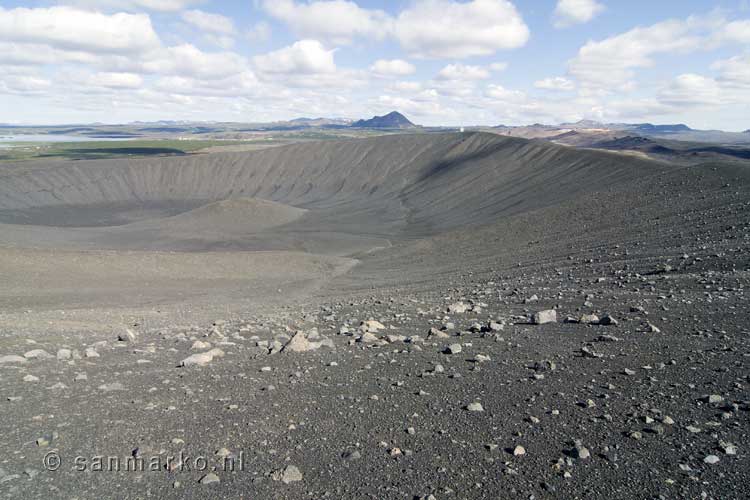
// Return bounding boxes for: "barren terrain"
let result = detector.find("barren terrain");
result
[1,132,748,499]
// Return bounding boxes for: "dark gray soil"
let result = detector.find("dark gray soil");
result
[0,132,748,499]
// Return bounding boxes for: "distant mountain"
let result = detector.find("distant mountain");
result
[628,123,692,134]
[288,117,351,127]
[351,111,416,129]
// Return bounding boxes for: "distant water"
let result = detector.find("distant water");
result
[0,134,132,148]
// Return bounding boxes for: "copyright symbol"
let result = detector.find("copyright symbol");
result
[43,451,61,471]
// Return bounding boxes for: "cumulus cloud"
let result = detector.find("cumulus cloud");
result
[0,73,52,94]
[0,6,160,54]
[534,77,575,91]
[0,42,98,66]
[182,10,236,36]
[436,64,490,81]
[713,55,750,87]
[394,0,529,58]
[88,72,144,89]
[247,22,272,42]
[62,0,203,12]
[554,0,605,28]
[370,59,416,77]
[568,17,711,91]
[718,20,750,44]
[253,40,336,75]
[143,44,249,80]
[153,71,260,98]
[485,84,526,103]
[260,0,390,45]
[263,0,528,59]
[658,73,724,107]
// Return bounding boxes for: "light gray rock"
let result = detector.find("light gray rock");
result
[272,465,303,484]
[199,472,220,484]
[360,320,385,333]
[532,310,557,325]
[447,302,469,314]
[466,402,484,412]
[117,327,138,343]
[445,343,462,354]
[579,314,600,325]
[0,355,27,364]
[283,331,335,352]
[180,348,225,367]
[24,349,52,360]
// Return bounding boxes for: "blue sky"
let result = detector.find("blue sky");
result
[0,0,749,129]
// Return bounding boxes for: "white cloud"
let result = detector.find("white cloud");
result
[436,64,490,81]
[658,73,723,107]
[263,0,528,59]
[534,76,575,91]
[253,40,336,75]
[143,44,248,80]
[714,55,750,87]
[153,71,259,98]
[554,0,605,28]
[0,74,52,94]
[568,17,712,91]
[486,83,526,103]
[0,6,160,54]
[370,59,416,77]
[490,62,509,72]
[0,42,98,66]
[182,10,236,36]
[719,20,750,43]
[377,94,446,118]
[247,22,272,42]
[390,81,423,93]
[260,0,390,45]
[88,72,144,89]
[62,0,203,12]
[394,0,529,58]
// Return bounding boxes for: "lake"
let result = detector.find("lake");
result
[0,134,133,148]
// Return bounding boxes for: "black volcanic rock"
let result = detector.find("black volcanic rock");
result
[351,111,416,129]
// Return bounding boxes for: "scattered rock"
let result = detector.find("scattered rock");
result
[445,343,462,355]
[599,315,618,326]
[447,302,469,314]
[360,320,386,333]
[24,349,52,360]
[117,328,138,343]
[180,348,225,367]
[272,465,303,484]
[199,473,220,485]
[579,314,600,325]
[532,309,557,325]
[0,355,27,364]
[704,455,720,465]
[466,402,484,412]
[427,327,450,339]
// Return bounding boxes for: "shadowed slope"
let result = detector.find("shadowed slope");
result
[0,132,670,253]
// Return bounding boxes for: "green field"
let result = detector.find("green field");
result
[0,139,270,161]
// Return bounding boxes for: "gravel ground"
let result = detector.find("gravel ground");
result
[0,133,748,499]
